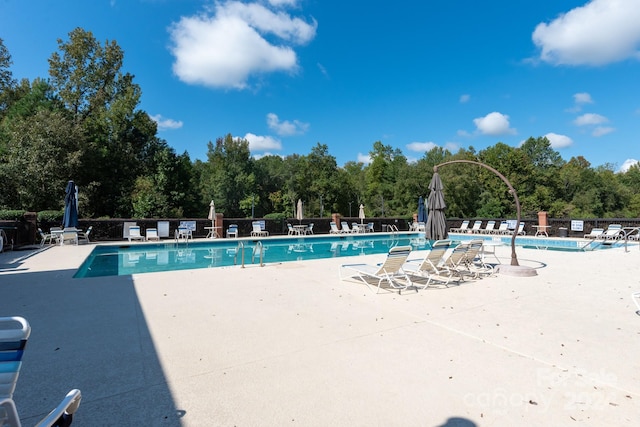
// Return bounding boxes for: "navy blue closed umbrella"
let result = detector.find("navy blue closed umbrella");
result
[417,196,427,223]
[63,180,78,228]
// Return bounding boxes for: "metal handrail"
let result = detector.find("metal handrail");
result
[234,241,245,267]
[252,241,264,266]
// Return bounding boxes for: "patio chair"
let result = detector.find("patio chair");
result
[442,241,482,280]
[329,222,341,234]
[77,226,93,244]
[339,246,413,294]
[493,221,509,235]
[251,222,269,237]
[450,220,469,233]
[479,220,496,234]
[305,223,314,235]
[366,222,375,233]
[597,224,623,241]
[146,227,160,241]
[340,221,353,234]
[632,292,640,316]
[38,228,56,246]
[507,222,526,236]
[469,220,483,234]
[128,226,145,242]
[0,316,82,427]
[584,228,604,239]
[404,239,454,288]
[226,224,238,238]
[286,223,299,236]
[60,227,79,245]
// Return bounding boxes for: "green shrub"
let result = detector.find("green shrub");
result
[0,210,27,220]
[37,210,64,222]
[264,212,286,220]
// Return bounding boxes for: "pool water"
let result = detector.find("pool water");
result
[74,234,429,278]
[74,233,630,278]
[451,233,628,251]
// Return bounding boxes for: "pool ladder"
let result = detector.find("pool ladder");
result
[233,241,264,268]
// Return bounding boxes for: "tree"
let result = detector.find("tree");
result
[203,134,255,218]
[48,28,157,217]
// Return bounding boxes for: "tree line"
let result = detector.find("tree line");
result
[2,29,640,221]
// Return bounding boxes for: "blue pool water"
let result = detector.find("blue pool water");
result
[75,232,629,278]
[74,234,429,278]
[450,233,628,251]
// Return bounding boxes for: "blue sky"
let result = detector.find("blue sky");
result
[2,0,639,171]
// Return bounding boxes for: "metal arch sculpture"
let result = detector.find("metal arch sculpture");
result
[434,160,521,266]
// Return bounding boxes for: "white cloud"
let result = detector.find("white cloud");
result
[266,113,309,136]
[169,1,317,89]
[473,112,517,136]
[268,0,298,7]
[574,92,593,105]
[406,141,438,152]
[592,126,615,137]
[620,158,639,172]
[357,153,371,164]
[544,132,573,148]
[149,114,183,131]
[457,129,471,137]
[532,0,640,66]
[242,133,282,151]
[444,142,459,152]
[573,113,608,126]
[459,94,470,103]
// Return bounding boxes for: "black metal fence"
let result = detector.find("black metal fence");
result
[3,215,640,248]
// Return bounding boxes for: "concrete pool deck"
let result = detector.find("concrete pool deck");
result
[1,240,640,426]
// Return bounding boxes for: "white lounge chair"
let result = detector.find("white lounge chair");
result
[329,222,340,234]
[340,221,353,234]
[597,224,623,241]
[632,292,640,316]
[480,220,496,234]
[339,246,413,294]
[128,226,145,242]
[494,221,509,235]
[584,228,604,239]
[450,220,470,233]
[0,316,82,427]
[469,220,483,234]
[404,239,454,288]
[251,222,269,237]
[146,227,160,241]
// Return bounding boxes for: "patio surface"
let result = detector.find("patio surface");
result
[1,238,640,426]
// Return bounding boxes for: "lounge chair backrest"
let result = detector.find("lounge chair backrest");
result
[130,226,142,236]
[463,240,484,264]
[458,220,469,230]
[418,239,451,273]
[252,223,262,233]
[497,221,508,232]
[375,246,411,275]
[482,221,495,233]
[444,243,470,268]
[341,221,351,232]
[470,221,482,231]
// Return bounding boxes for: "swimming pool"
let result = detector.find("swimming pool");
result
[74,233,428,278]
[75,232,630,278]
[450,233,629,251]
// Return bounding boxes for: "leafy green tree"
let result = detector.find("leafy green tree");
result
[48,28,158,217]
[203,134,255,218]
